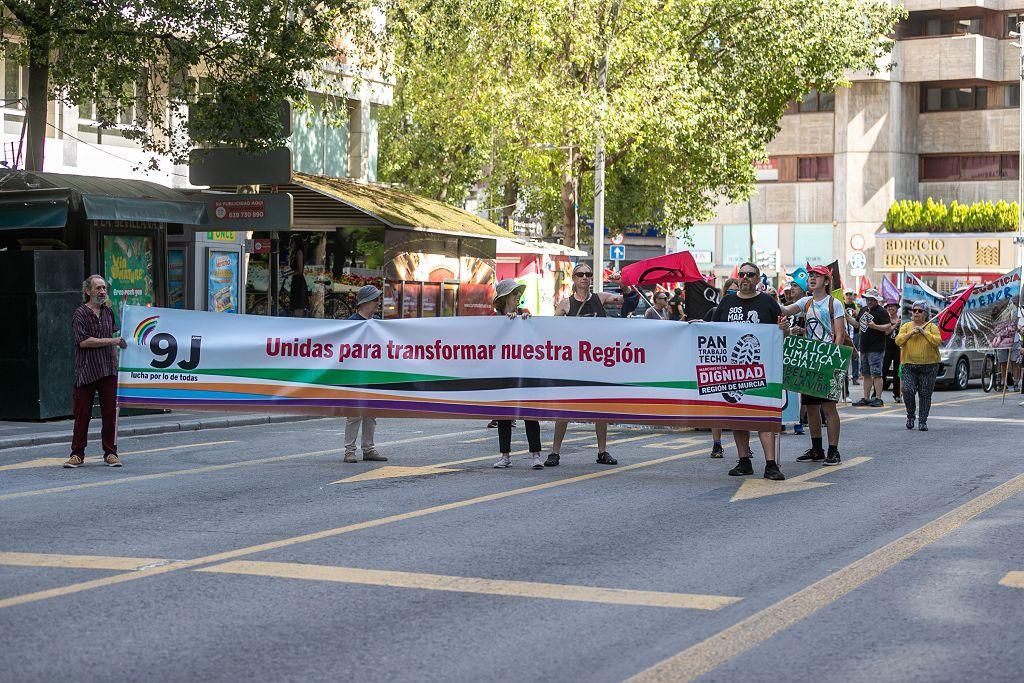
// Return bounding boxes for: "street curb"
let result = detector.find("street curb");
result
[0,414,329,451]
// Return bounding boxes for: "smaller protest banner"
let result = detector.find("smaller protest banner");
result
[783,335,852,400]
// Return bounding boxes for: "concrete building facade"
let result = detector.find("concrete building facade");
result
[670,0,1021,294]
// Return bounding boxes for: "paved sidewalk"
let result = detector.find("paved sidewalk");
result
[0,410,328,450]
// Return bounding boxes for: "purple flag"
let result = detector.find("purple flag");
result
[880,276,900,305]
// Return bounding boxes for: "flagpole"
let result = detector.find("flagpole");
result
[114,292,127,451]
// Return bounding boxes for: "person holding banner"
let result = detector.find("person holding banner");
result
[712,262,786,481]
[65,275,126,468]
[546,263,623,467]
[490,280,545,470]
[780,265,846,466]
[644,292,671,319]
[896,301,942,431]
[343,285,388,463]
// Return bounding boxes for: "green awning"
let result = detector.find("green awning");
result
[0,196,69,229]
[82,194,207,224]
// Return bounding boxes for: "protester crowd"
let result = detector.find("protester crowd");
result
[66,266,1024,486]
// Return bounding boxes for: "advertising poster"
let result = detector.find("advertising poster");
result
[208,250,240,314]
[167,248,186,309]
[118,309,783,429]
[103,234,154,326]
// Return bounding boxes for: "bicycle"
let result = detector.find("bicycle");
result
[981,352,1003,393]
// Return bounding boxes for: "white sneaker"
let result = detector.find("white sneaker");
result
[531,453,544,470]
[493,454,512,468]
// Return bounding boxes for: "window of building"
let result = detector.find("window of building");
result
[793,224,834,268]
[3,47,25,109]
[796,88,835,113]
[722,225,752,266]
[922,86,988,112]
[924,16,982,36]
[1007,13,1023,37]
[920,154,1020,181]
[678,224,715,257]
[797,156,833,181]
[1005,84,1020,108]
[291,93,350,178]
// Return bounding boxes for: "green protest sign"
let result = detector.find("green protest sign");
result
[783,336,852,400]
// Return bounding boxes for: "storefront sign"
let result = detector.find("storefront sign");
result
[782,336,851,400]
[876,233,1015,271]
[117,308,783,430]
[199,192,293,230]
[207,231,237,241]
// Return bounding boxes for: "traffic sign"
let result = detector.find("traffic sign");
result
[849,251,866,277]
[611,233,624,245]
[609,245,625,260]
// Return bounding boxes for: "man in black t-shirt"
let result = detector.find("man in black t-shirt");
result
[853,289,891,407]
[668,287,684,321]
[711,262,786,481]
[882,301,902,404]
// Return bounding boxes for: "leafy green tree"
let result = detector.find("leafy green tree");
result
[380,0,904,245]
[1,0,383,171]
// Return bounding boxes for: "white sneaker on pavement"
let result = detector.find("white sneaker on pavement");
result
[493,454,512,468]
[531,453,544,470]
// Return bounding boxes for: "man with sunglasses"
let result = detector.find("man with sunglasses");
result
[644,291,671,319]
[546,263,623,466]
[711,262,786,481]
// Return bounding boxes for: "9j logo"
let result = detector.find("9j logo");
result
[149,333,203,370]
[133,315,202,370]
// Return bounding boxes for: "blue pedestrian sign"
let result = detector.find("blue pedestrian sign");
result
[609,245,625,260]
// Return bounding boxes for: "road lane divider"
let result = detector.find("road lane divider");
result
[198,560,741,611]
[332,432,662,484]
[0,443,722,611]
[730,457,871,502]
[628,470,1024,683]
[0,440,238,473]
[998,571,1024,590]
[0,552,173,571]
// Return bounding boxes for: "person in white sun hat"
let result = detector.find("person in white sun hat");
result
[489,279,545,470]
[853,288,891,408]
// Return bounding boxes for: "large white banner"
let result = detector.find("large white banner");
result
[118,306,784,430]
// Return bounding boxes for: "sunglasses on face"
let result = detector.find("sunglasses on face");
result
[737,272,758,279]
[573,271,592,278]
[912,309,925,314]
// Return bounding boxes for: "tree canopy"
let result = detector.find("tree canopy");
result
[1,0,385,170]
[379,0,905,242]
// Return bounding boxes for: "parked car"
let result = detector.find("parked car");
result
[936,347,987,390]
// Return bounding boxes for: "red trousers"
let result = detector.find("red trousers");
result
[71,375,118,457]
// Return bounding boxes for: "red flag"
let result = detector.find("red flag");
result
[858,272,873,296]
[619,251,704,287]
[936,284,974,343]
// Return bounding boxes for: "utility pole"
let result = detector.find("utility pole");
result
[1014,23,1024,310]
[593,0,622,294]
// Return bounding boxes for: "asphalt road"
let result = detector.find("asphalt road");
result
[1,387,1023,682]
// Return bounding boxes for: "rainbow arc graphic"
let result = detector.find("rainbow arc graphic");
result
[133,316,159,345]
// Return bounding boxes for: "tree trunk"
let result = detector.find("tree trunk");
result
[24,31,51,172]
[501,177,518,230]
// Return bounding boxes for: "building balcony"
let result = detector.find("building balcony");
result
[917,108,1020,154]
[899,35,1004,83]
[901,1,1003,11]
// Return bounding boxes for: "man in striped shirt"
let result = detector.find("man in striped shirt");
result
[64,275,127,468]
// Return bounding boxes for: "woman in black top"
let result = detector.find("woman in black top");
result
[546,263,623,467]
[288,234,308,317]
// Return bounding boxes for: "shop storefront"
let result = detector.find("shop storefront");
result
[496,236,586,316]
[0,170,206,418]
[235,173,510,320]
[874,232,1018,294]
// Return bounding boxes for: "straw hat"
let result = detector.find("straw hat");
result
[492,279,526,307]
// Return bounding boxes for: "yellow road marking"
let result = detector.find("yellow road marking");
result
[0,440,237,472]
[0,552,170,571]
[998,571,1024,590]
[0,445,712,610]
[628,471,1024,683]
[331,433,660,484]
[643,436,701,449]
[730,457,871,502]
[199,560,741,610]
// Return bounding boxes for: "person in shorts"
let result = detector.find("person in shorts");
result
[780,265,846,466]
[853,289,890,407]
[882,301,902,403]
